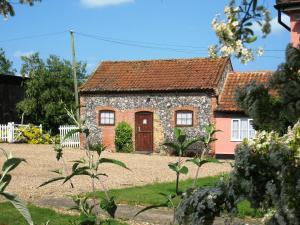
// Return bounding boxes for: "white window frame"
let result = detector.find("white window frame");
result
[231,118,255,142]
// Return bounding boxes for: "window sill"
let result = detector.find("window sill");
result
[231,139,243,142]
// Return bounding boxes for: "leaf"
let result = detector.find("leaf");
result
[98,158,130,170]
[63,129,81,142]
[63,167,91,184]
[0,174,11,192]
[182,139,199,150]
[168,162,179,172]
[174,128,182,140]
[245,35,257,43]
[0,192,33,225]
[38,176,65,188]
[178,166,188,175]
[2,157,26,176]
[163,142,180,154]
[134,203,169,217]
[200,157,222,167]
[186,158,201,167]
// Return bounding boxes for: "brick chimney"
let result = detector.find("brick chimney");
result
[275,0,300,47]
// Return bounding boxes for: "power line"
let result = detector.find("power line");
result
[75,32,208,50]
[0,31,68,43]
[75,32,206,54]
[0,30,286,57]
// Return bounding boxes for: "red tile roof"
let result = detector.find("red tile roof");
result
[217,71,272,112]
[80,57,231,93]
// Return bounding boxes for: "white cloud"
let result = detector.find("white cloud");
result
[80,0,134,8]
[13,50,35,58]
[251,14,290,35]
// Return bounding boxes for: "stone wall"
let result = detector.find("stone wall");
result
[80,92,213,153]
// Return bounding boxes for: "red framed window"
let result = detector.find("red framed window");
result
[175,110,193,127]
[99,110,115,126]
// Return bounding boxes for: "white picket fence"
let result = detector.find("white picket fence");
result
[0,124,9,142]
[59,125,80,148]
[0,122,42,143]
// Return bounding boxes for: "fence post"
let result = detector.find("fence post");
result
[39,124,43,134]
[7,122,14,143]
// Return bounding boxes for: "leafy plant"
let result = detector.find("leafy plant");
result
[39,108,130,224]
[14,125,53,144]
[163,128,199,195]
[0,148,34,225]
[187,123,221,188]
[115,122,133,153]
[176,120,300,225]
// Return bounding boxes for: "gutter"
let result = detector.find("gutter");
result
[277,8,291,31]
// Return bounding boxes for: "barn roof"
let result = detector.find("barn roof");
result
[80,57,231,93]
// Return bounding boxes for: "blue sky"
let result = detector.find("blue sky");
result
[0,0,291,75]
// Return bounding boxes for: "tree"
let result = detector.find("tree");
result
[0,48,15,75]
[0,0,41,19]
[210,0,271,63]
[16,53,87,133]
[236,44,300,134]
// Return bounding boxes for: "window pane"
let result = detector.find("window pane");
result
[176,111,193,126]
[100,111,115,125]
[240,119,248,139]
[232,120,239,140]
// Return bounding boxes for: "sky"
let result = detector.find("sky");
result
[0,0,291,75]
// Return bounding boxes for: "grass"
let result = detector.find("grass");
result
[90,175,224,206]
[0,202,128,225]
[89,174,263,218]
[237,200,264,218]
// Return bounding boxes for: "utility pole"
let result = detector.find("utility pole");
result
[70,30,80,121]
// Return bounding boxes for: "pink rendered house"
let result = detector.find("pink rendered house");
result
[214,72,272,159]
[275,0,300,47]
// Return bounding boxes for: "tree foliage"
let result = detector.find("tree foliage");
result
[16,53,87,133]
[0,48,15,75]
[0,0,41,19]
[236,44,300,134]
[210,0,271,63]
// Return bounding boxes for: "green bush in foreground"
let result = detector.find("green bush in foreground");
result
[115,122,133,153]
[176,120,300,225]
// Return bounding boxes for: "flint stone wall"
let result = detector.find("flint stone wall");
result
[82,92,213,153]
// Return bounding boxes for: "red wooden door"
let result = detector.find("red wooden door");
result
[135,112,153,152]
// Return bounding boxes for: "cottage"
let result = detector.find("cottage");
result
[79,57,270,157]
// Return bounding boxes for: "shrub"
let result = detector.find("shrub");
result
[14,125,53,144]
[115,122,133,153]
[176,121,300,225]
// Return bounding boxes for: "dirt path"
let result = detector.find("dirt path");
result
[0,144,231,202]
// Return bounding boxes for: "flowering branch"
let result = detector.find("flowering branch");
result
[209,0,271,64]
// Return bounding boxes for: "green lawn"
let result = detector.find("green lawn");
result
[0,202,128,225]
[89,174,263,218]
[90,175,224,206]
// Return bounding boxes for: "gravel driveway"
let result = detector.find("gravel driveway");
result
[0,144,231,202]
